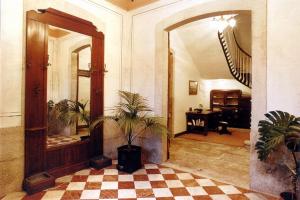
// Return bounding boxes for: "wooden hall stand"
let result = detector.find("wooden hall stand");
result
[24,8,110,194]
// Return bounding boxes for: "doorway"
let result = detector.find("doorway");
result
[166,13,252,188]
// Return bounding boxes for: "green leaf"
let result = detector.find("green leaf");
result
[255,110,300,161]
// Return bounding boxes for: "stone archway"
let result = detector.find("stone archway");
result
[154,0,271,194]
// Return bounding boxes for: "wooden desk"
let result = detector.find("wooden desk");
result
[186,110,221,136]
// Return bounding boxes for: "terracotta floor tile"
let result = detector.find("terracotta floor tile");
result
[134,174,149,181]
[150,181,168,188]
[228,194,249,200]
[49,182,68,190]
[146,169,161,174]
[22,191,46,200]
[173,169,184,173]
[193,196,213,200]
[181,179,199,187]
[90,169,104,175]
[170,187,190,196]
[103,175,118,181]
[236,187,251,193]
[17,161,272,200]
[136,189,154,198]
[71,175,88,182]
[156,197,175,200]
[118,181,135,189]
[84,182,101,189]
[203,186,225,195]
[119,199,136,200]
[99,189,118,199]
[61,190,81,200]
[192,174,203,179]
[212,180,227,186]
[162,174,179,180]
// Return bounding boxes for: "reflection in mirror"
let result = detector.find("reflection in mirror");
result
[47,25,91,149]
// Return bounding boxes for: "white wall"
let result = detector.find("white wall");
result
[2,0,300,197]
[130,0,269,195]
[170,31,202,134]
[129,0,204,109]
[0,0,130,196]
[267,0,300,116]
[200,79,251,108]
[0,0,23,128]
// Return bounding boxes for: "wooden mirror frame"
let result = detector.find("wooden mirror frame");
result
[74,45,92,131]
[25,8,104,178]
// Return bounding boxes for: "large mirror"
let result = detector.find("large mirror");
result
[25,8,104,180]
[46,25,91,149]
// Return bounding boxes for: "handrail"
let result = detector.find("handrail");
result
[218,31,239,83]
[232,30,251,58]
[218,27,252,88]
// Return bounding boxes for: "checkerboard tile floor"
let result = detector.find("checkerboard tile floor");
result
[21,161,276,200]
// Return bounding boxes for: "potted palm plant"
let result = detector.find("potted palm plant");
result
[48,99,93,140]
[91,91,168,173]
[255,110,300,200]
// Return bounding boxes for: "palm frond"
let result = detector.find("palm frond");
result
[89,115,118,132]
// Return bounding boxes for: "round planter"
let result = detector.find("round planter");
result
[280,192,296,200]
[117,145,142,173]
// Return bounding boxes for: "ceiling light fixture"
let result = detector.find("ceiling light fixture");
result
[212,15,236,32]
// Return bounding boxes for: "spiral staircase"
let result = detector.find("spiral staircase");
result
[218,27,252,88]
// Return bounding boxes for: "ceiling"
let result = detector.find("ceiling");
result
[48,26,70,38]
[170,14,251,79]
[106,0,158,10]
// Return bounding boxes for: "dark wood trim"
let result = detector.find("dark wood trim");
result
[27,8,103,38]
[174,131,187,138]
[25,8,104,186]
[48,161,90,178]
[232,29,251,58]
[167,32,174,160]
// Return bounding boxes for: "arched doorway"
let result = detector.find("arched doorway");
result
[153,0,267,192]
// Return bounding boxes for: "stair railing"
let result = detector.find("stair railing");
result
[218,27,252,88]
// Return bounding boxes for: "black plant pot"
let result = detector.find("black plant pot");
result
[117,145,141,173]
[280,192,297,200]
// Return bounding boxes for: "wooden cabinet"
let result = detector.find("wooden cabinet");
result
[210,90,242,110]
[210,90,251,128]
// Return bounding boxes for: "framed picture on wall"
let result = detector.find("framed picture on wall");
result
[189,80,198,95]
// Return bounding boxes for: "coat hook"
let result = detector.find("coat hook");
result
[104,64,108,73]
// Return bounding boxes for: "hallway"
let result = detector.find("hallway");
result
[165,137,249,188]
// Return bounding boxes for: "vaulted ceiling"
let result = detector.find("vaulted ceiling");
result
[171,14,251,79]
[106,0,158,10]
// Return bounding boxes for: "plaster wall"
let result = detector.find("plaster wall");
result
[0,0,129,196]
[170,31,202,135]
[1,0,300,197]
[170,28,250,135]
[199,79,251,109]
[267,0,300,116]
[130,0,269,195]
[248,0,300,196]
